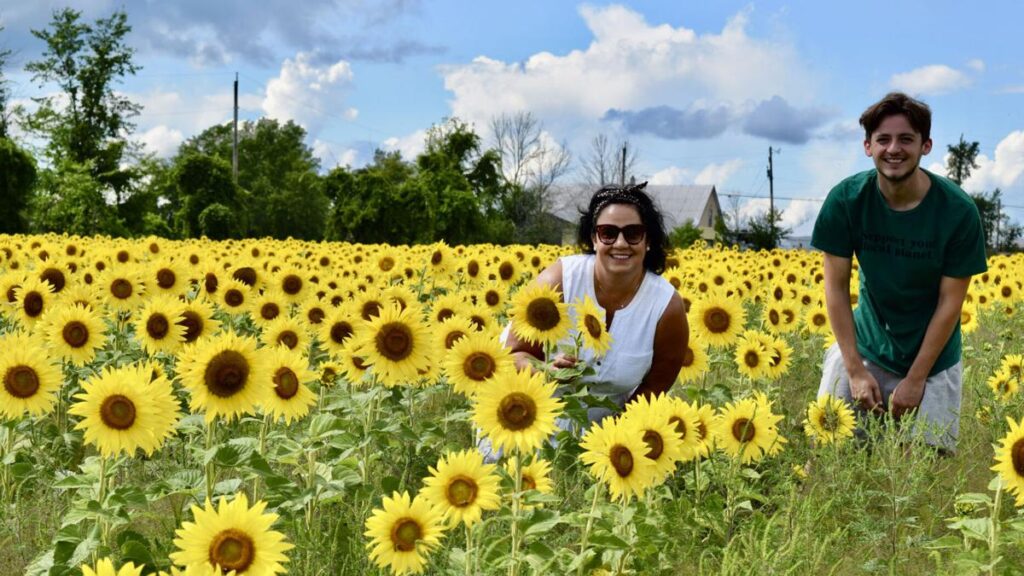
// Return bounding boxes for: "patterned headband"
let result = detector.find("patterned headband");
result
[593,181,649,220]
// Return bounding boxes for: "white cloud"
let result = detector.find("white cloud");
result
[999,86,1024,95]
[738,198,771,224]
[382,129,428,160]
[649,166,692,185]
[137,125,185,158]
[262,52,356,136]
[313,139,359,170]
[889,64,973,96]
[779,199,820,234]
[133,89,262,136]
[695,159,743,186]
[442,6,815,133]
[960,131,1024,193]
[966,59,985,73]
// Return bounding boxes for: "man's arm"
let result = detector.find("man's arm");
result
[629,292,687,402]
[889,275,971,418]
[823,253,883,412]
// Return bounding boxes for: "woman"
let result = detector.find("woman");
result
[506,182,689,421]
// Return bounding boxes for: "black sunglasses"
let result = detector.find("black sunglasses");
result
[594,224,646,245]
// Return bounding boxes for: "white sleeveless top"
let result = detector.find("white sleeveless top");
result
[559,254,675,412]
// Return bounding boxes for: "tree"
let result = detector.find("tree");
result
[27,159,125,236]
[0,25,12,138]
[669,219,704,249]
[946,135,980,186]
[490,111,571,243]
[172,154,241,238]
[580,133,638,189]
[0,138,37,233]
[25,8,141,204]
[971,189,1023,253]
[180,118,326,239]
[739,208,790,250]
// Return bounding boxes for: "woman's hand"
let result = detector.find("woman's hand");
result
[550,353,577,370]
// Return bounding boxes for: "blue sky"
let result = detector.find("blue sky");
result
[3,1,1023,234]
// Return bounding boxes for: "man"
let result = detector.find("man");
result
[811,92,987,452]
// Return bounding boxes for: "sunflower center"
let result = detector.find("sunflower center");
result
[812,314,827,327]
[436,308,455,323]
[209,528,255,573]
[41,268,66,292]
[23,292,44,317]
[156,269,176,289]
[391,518,421,552]
[669,416,688,438]
[467,261,480,277]
[352,356,368,370]
[330,322,353,345]
[147,313,170,339]
[696,421,708,441]
[584,315,603,339]
[273,367,300,399]
[497,392,537,431]
[609,445,634,477]
[362,301,382,321]
[783,310,795,324]
[224,289,244,307]
[821,407,841,432]
[260,303,280,320]
[485,291,501,307]
[445,330,466,350]
[446,476,478,507]
[233,267,257,286]
[307,308,325,324]
[110,279,133,300]
[681,346,695,368]
[768,309,780,325]
[525,298,560,331]
[703,308,730,334]
[642,430,664,460]
[277,331,299,349]
[732,418,755,443]
[4,366,40,398]
[379,257,395,272]
[204,350,250,398]
[431,251,443,266]
[180,311,203,343]
[376,322,413,361]
[283,274,303,295]
[5,286,18,304]
[100,394,137,430]
[204,274,219,294]
[522,474,537,491]
[463,352,496,381]
[63,321,89,348]
[499,262,514,281]
[744,350,760,368]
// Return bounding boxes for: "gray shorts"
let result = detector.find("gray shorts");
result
[817,343,963,451]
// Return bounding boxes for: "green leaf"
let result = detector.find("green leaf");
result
[523,509,564,538]
[588,532,630,550]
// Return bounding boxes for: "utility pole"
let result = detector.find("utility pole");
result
[620,144,627,186]
[232,73,239,183]
[996,196,1002,251]
[767,147,775,244]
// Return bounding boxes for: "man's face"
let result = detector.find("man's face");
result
[864,114,932,185]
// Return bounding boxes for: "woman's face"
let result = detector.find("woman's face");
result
[592,203,647,275]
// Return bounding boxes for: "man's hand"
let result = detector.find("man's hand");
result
[890,377,926,419]
[849,369,884,414]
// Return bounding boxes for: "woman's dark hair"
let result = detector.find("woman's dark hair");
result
[577,181,668,274]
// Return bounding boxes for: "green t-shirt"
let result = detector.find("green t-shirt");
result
[811,169,988,376]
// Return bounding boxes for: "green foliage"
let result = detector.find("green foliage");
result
[742,209,791,250]
[27,160,125,236]
[947,135,981,186]
[0,138,37,233]
[0,25,11,139]
[172,154,240,238]
[197,203,239,240]
[24,8,141,204]
[669,218,704,249]
[972,189,1023,253]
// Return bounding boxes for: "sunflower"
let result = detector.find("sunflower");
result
[14,275,55,326]
[803,394,856,446]
[179,299,221,345]
[505,458,554,497]
[80,558,144,576]
[422,449,502,527]
[318,303,358,354]
[665,397,703,462]
[621,394,685,480]
[98,267,147,311]
[443,331,514,396]
[573,295,612,357]
[0,334,63,418]
[676,342,709,384]
[733,336,770,380]
[274,267,309,303]
[42,302,107,365]
[134,295,187,355]
[251,290,289,328]
[433,315,477,353]
[384,284,421,314]
[338,341,372,386]
[763,302,798,334]
[259,347,317,425]
[509,283,570,347]
[1000,354,1024,382]
[474,281,507,314]
[299,297,329,328]
[147,258,189,298]
[356,289,387,322]
[713,396,783,464]
[365,491,447,576]
[429,293,467,325]
[763,335,793,380]
[689,294,745,348]
[992,417,1024,506]
[804,304,831,335]
[171,493,293,575]
[579,417,657,502]
[219,279,252,314]
[357,303,432,387]
[988,369,1019,402]
[58,283,99,310]
[69,364,180,458]
[262,316,309,352]
[472,368,563,454]
[179,332,269,423]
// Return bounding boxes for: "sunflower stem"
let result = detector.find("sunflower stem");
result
[205,420,216,502]
[577,482,603,576]
[0,421,18,503]
[464,522,474,576]
[253,413,271,501]
[509,450,523,576]
[97,455,111,553]
[991,478,1003,574]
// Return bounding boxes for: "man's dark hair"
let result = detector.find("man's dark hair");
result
[860,92,932,142]
[576,182,668,274]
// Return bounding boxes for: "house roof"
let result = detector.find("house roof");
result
[548,184,719,229]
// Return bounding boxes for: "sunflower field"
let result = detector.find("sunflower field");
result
[2,234,1024,575]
